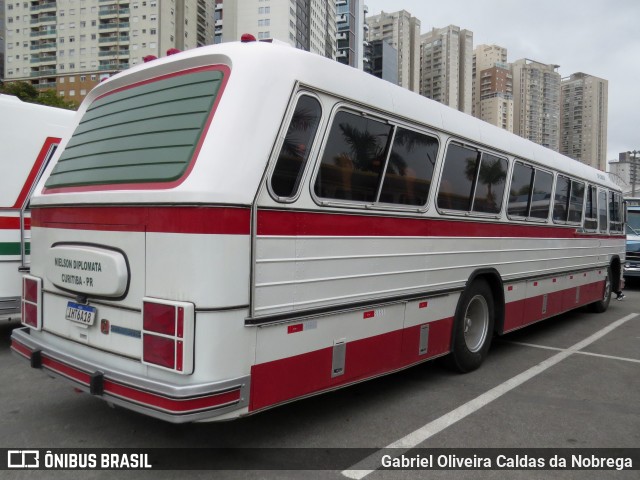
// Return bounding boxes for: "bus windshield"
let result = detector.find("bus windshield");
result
[627,209,640,236]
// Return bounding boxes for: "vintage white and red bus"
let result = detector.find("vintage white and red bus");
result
[0,95,73,321]
[11,41,625,423]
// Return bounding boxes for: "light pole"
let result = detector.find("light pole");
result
[629,150,639,197]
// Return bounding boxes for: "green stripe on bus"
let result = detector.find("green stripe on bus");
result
[0,242,30,255]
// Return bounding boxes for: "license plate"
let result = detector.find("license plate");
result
[65,302,97,326]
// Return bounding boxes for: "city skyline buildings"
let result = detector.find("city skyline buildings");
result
[362,0,637,168]
[3,0,214,100]
[2,1,628,169]
[365,9,420,93]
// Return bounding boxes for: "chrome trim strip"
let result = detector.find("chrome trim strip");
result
[0,296,21,315]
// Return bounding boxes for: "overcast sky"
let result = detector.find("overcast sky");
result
[364,0,640,165]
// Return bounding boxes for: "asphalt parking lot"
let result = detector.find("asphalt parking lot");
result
[1,282,638,479]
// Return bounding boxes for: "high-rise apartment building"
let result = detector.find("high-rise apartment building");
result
[367,38,397,84]
[471,44,513,132]
[512,59,561,152]
[478,66,514,132]
[609,152,636,196]
[3,0,214,102]
[560,72,608,171]
[420,25,473,114]
[218,0,336,59]
[335,0,365,69]
[366,9,420,92]
[472,44,507,117]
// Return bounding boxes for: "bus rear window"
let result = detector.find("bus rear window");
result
[45,68,225,189]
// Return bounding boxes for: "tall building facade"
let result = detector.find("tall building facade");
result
[609,152,636,196]
[335,0,364,69]
[219,0,336,59]
[478,65,514,132]
[367,38,397,84]
[366,9,420,92]
[560,72,608,171]
[512,59,561,152]
[472,44,507,117]
[3,0,214,102]
[420,25,473,114]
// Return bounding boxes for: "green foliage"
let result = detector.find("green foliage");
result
[0,81,78,110]
[37,89,79,110]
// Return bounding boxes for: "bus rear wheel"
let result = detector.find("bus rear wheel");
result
[447,279,495,373]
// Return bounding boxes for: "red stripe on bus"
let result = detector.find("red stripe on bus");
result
[503,278,604,332]
[257,209,624,239]
[31,206,251,234]
[10,339,32,359]
[11,336,241,414]
[12,137,61,208]
[250,275,606,412]
[42,355,92,385]
[249,317,453,412]
[0,217,30,230]
[103,380,241,413]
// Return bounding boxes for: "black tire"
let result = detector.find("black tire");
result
[589,266,612,313]
[447,279,495,373]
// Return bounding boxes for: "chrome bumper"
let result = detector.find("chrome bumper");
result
[11,327,250,423]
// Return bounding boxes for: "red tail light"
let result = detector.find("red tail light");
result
[22,275,42,330]
[143,334,176,369]
[142,298,194,374]
[143,302,175,335]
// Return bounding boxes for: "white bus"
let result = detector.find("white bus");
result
[0,95,74,320]
[11,41,625,423]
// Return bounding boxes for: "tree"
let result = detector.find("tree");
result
[0,81,39,103]
[0,81,78,110]
[37,89,79,110]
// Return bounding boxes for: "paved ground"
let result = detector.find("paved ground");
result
[1,281,638,479]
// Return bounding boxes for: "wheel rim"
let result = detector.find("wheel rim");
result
[463,294,489,353]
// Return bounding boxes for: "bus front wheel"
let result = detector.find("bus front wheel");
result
[447,279,495,373]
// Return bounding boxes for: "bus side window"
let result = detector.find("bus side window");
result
[437,143,479,211]
[529,169,553,220]
[314,111,392,203]
[609,191,623,232]
[584,185,598,230]
[472,153,508,214]
[508,162,533,218]
[553,175,570,222]
[568,180,585,223]
[270,95,322,199]
[598,190,608,233]
[378,128,439,206]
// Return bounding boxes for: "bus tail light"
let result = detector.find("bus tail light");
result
[22,275,43,330]
[142,298,194,374]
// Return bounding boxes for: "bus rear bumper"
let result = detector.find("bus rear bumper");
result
[10,327,250,423]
